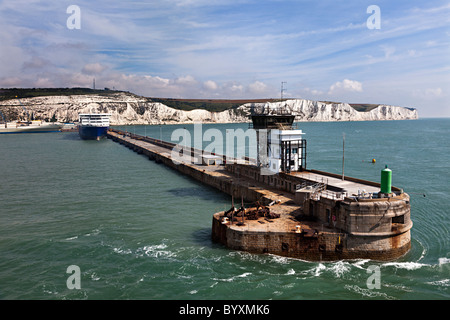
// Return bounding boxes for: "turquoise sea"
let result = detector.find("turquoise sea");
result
[0,119,449,301]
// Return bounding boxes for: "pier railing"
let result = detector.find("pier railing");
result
[108,128,256,166]
[248,122,298,129]
[250,106,293,116]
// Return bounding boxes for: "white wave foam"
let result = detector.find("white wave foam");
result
[214,272,252,282]
[426,279,450,287]
[286,268,295,275]
[113,247,132,255]
[141,243,175,259]
[344,284,395,299]
[301,261,353,278]
[42,285,59,296]
[143,243,168,251]
[352,259,371,269]
[269,255,290,264]
[237,272,252,278]
[85,229,100,237]
[295,260,370,280]
[90,272,100,281]
[313,263,326,277]
[380,257,450,271]
[65,236,78,241]
[382,261,428,270]
[330,261,351,278]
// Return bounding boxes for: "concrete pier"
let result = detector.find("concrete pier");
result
[107,129,295,205]
[107,128,412,261]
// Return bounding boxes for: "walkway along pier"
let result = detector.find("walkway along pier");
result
[107,127,412,261]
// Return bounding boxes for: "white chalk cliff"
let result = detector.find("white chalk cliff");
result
[247,100,418,122]
[0,92,418,125]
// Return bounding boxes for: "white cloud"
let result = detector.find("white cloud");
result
[247,81,267,94]
[412,87,443,99]
[226,83,244,93]
[425,87,442,97]
[173,75,197,86]
[203,80,218,90]
[328,79,363,94]
[82,63,107,75]
[34,77,54,87]
[301,87,324,98]
[92,72,273,99]
[22,57,51,70]
[381,45,396,59]
[0,77,22,87]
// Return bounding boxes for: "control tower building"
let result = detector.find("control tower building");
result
[250,105,306,175]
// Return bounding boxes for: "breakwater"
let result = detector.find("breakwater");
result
[107,128,412,261]
[107,128,292,204]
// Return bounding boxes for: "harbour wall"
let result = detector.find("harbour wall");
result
[211,218,411,261]
[107,129,281,204]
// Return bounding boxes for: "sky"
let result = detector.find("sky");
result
[0,0,449,117]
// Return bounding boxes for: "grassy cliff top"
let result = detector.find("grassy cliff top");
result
[0,87,125,101]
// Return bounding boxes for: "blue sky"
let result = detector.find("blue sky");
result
[0,0,449,117]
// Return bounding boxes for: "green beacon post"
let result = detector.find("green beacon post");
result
[380,165,392,194]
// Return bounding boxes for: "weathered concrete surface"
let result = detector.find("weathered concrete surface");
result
[211,202,411,262]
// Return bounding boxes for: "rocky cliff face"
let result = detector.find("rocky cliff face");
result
[0,92,418,125]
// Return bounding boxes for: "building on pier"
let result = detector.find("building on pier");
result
[250,105,306,174]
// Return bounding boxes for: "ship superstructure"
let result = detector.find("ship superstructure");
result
[78,113,111,140]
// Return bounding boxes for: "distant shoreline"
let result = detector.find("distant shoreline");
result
[0,88,418,124]
[0,87,403,113]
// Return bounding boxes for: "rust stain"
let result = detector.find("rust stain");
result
[390,232,400,249]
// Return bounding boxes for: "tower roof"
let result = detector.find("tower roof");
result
[250,105,295,129]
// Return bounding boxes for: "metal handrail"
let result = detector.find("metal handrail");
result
[250,107,292,116]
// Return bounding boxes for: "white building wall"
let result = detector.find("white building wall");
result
[267,129,305,174]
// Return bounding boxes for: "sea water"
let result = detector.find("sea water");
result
[0,119,448,300]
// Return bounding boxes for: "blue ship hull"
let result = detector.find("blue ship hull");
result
[78,126,109,140]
